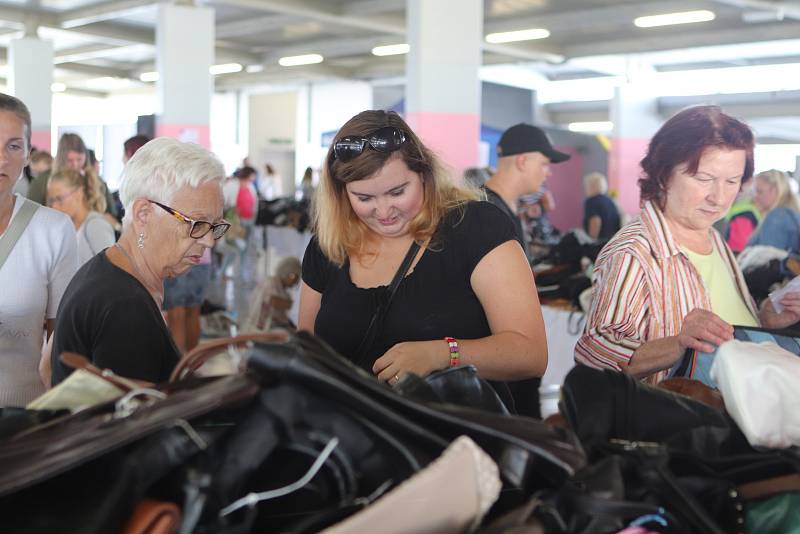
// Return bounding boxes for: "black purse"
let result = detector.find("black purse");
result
[394,365,510,415]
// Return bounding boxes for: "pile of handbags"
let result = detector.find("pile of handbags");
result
[0,331,798,533]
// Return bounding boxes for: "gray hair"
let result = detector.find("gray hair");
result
[120,137,225,226]
[583,171,608,196]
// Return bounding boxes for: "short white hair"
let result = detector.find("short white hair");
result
[583,171,608,196]
[120,137,225,226]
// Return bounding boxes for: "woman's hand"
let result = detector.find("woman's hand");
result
[760,293,800,329]
[372,340,450,386]
[677,308,734,354]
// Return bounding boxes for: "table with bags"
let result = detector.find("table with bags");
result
[4,326,800,533]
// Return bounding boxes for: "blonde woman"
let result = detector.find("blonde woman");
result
[47,168,115,266]
[747,169,800,253]
[28,132,118,221]
[298,110,546,410]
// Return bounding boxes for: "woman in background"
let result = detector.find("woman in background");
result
[746,169,800,253]
[47,168,115,266]
[28,132,119,222]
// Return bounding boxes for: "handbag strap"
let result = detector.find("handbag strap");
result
[354,240,421,368]
[0,196,39,271]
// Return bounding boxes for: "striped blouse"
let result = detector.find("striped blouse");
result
[574,201,759,384]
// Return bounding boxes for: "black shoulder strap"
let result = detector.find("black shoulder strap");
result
[354,241,421,368]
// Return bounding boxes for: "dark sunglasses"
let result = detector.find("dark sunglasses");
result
[149,200,231,240]
[332,126,407,163]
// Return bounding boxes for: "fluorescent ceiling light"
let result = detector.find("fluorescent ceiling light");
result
[485,28,550,44]
[50,82,66,93]
[139,71,158,82]
[246,64,264,73]
[634,10,715,28]
[278,54,324,67]
[209,63,243,75]
[568,121,613,133]
[372,44,410,56]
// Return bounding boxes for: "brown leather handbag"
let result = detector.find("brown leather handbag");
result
[121,499,181,534]
[169,331,289,383]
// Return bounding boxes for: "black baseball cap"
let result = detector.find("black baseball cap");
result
[497,123,571,163]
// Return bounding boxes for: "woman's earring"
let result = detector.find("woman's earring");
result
[137,233,144,249]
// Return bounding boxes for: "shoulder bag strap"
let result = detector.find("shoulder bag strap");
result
[354,241,421,368]
[0,197,39,271]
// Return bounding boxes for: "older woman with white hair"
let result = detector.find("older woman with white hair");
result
[49,137,229,385]
[582,171,621,241]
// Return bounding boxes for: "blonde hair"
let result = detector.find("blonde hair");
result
[49,168,106,213]
[314,110,477,266]
[757,169,800,213]
[52,132,106,212]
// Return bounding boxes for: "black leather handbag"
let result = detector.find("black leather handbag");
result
[555,365,800,534]
[0,333,586,534]
[394,364,510,415]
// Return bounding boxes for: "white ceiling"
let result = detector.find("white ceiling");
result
[1,0,799,138]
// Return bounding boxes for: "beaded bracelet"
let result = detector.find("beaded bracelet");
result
[445,336,460,367]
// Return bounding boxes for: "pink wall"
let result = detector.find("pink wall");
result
[406,112,480,176]
[608,137,649,217]
[546,146,584,233]
[156,124,211,149]
[31,130,50,153]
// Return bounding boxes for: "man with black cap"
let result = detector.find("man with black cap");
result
[483,123,570,419]
[484,123,571,255]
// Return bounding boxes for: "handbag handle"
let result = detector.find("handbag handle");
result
[169,331,289,383]
[354,241,421,368]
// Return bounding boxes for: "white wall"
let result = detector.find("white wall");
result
[248,90,298,196]
[295,81,373,188]
[211,92,247,175]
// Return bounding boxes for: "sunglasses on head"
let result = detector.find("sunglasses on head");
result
[332,126,407,163]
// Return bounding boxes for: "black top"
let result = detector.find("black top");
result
[482,186,525,250]
[481,187,542,418]
[51,252,180,386]
[303,201,516,369]
[583,194,621,241]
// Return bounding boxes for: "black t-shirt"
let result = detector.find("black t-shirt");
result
[51,252,180,385]
[303,201,517,368]
[482,186,525,250]
[481,187,542,418]
[583,194,621,241]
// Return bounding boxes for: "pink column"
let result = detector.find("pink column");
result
[156,124,211,149]
[608,138,649,216]
[546,147,584,231]
[406,112,479,176]
[30,130,51,152]
[406,0,482,178]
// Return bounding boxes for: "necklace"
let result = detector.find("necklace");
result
[113,242,163,308]
[114,242,146,280]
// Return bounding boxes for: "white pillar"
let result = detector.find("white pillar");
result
[155,4,214,148]
[8,38,53,151]
[406,0,482,176]
[609,61,662,216]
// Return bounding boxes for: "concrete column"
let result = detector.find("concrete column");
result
[406,0,482,175]
[155,4,214,148]
[608,83,662,216]
[8,38,53,151]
